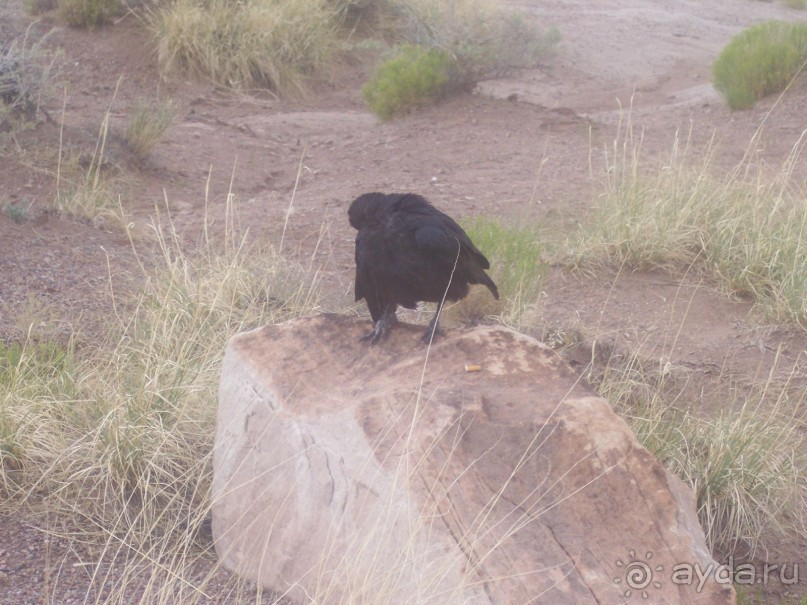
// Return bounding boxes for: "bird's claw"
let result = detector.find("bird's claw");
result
[360,318,391,345]
[420,323,443,345]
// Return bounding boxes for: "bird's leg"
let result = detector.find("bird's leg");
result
[421,301,445,344]
[361,305,398,345]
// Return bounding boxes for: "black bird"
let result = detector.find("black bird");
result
[348,192,499,344]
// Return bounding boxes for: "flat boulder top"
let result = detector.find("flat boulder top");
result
[229,314,594,417]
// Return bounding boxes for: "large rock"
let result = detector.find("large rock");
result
[212,314,735,605]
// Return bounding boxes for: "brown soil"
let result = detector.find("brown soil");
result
[1,0,806,603]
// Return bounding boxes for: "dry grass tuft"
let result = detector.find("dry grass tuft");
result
[149,0,340,96]
[585,342,807,557]
[0,186,324,601]
[566,115,807,324]
[125,97,177,159]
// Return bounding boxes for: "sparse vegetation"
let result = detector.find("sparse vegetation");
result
[0,23,57,128]
[124,98,177,159]
[582,342,807,557]
[713,20,807,109]
[461,216,545,328]
[361,0,558,118]
[566,124,807,324]
[58,0,122,28]
[1,199,32,223]
[559,120,807,561]
[150,0,340,96]
[55,111,127,228]
[22,0,58,15]
[400,0,558,81]
[1,195,324,598]
[147,0,556,104]
[55,158,126,227]
[54,84,129,227]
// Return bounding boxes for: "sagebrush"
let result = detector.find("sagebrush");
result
[713,20,807,110]
[362,44,453,119]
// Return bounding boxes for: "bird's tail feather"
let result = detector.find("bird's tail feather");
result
[477,272,499,300]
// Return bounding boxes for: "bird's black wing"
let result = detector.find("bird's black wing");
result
[394,194,490,269]
[413,221,463,262]
[413,211,490,269]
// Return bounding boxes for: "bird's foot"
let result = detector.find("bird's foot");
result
[360,317,393,345]
[420,323,443,345]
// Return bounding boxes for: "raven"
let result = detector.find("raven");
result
[349,192,499,344]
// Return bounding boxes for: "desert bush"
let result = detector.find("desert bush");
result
[150,0,339,96]
[58,0,122,27]
[713,20,807,109]
[124,97,176,159]
[400,0,558,79]
[566,124,807,324]
[328,0,407,36]
[361,0,558,118]
[0,24,57,127]
[362,44,453,119]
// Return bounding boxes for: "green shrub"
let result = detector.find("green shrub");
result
[151,0,338,96]
[58,0,122,27]
[361,1,558,119]
[713,20,807,110]
[362,44,453,119]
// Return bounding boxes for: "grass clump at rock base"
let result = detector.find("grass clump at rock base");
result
[713,20,807,110]
[581,341,807,558]
[460,216,545,329]
[0,192,324,599]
